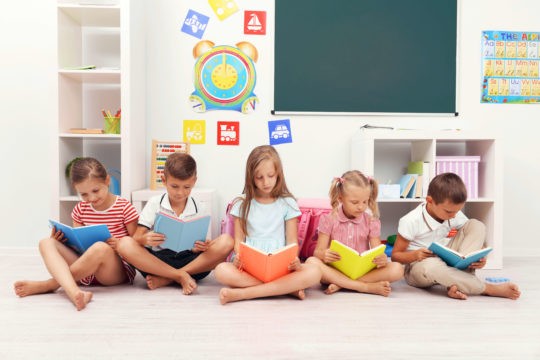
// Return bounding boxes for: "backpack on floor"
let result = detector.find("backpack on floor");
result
[220,201,235,238]
[297,198,332,261]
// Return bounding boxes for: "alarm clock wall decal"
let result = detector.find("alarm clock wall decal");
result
[190,40,259,113]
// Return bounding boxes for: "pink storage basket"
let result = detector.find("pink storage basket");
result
[435,156,480,198]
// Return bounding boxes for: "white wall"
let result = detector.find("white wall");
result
[1,0,539,256]
[0,0,56,246]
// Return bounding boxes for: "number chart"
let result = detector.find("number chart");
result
[481,30,540,104]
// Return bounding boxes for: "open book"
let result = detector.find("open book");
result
[154,212,210,252]
[329,240,386,279]
[49,219,111,254]
[239,242,298,283]
[428,242,492,270]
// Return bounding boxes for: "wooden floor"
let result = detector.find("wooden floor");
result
[1,248,539,360]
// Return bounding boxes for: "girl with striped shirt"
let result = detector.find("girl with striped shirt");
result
[306,170,403,296]
[14,157,138,310]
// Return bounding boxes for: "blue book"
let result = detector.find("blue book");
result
[399,174,417,198]
[49,219,111,254]
[154,212,211,252]
[428,242,492,270]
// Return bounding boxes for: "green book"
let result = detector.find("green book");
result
[408,161,424,174]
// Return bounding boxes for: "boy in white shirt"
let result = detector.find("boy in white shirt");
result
[391,173,520,300]
[117,153,233,295]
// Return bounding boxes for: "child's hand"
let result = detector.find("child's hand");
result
[416,248,435,261]
[143,231,165,247]
[373,253,388,268]
[323,249,341,264]
[50,227,65,243]
[288,257,301,271]
[233,254,243,270]
[468,257,487,269]
[106,237,119,250]
[192,239,214,253]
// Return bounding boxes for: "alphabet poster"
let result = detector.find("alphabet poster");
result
[481,31,540,104]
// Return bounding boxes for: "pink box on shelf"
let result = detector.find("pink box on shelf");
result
[435,156,480,198]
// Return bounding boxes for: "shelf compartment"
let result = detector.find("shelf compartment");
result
[58,4,120,28]
[58,137,121,198]
[59,69,120,83]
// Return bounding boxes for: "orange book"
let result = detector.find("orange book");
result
[239,242,298,283]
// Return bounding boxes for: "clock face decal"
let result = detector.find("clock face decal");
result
[190,41,259,113]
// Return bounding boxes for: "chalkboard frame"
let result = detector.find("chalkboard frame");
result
[273,0,458,115]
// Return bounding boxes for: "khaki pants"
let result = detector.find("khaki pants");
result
[404,219,486,295]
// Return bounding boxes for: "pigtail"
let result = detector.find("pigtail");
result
[328,177,343,212]
[367,176,380,219]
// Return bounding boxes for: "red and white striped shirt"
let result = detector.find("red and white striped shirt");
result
[71,196,139,237]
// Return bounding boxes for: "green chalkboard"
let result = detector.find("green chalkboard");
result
[273,0,457,114]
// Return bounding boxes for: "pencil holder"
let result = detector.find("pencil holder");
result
[104,116,121,134]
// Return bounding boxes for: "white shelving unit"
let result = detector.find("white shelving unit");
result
[350,129,502,269]
[54,0,146,223]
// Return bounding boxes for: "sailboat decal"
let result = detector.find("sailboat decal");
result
[247,14,262,31]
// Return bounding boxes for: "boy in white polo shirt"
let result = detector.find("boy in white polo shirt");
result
[117,153,233,295]
[391,173,520,300]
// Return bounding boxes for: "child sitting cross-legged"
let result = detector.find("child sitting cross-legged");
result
[214,145,321,304]
[306,170,403,296]
[391,172,520,300]
[116,152,234,295]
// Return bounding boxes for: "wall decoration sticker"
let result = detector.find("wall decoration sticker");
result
[183,120,206,144]
[481,31,540,104]
[268,119,292,146]
[244,11,266,35]
[190,40,259,113]
[181,9,209,39]
[208,0,238,21]
[217,121,240,145]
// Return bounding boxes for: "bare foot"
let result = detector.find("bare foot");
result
[360,281,391,297]
[175,270,197,295]
[146,275,173,290]
[324,283,341,295]
[68,290,93,311]
[13,280,58,297]
[483,282,521,300]
[219,288,245,305]
[288,289,306,300]
[447,285,467,300]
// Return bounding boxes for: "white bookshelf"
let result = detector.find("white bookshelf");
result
[350,129,502,269]
[53,0,146,223]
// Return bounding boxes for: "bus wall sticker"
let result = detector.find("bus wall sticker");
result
[189,40,259,113]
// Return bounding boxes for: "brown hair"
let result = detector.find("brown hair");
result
[164,152,197,180]
[329,170,379,218]
[69,157,108,185]
[237,145,295,236]
[427,172,467,204]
